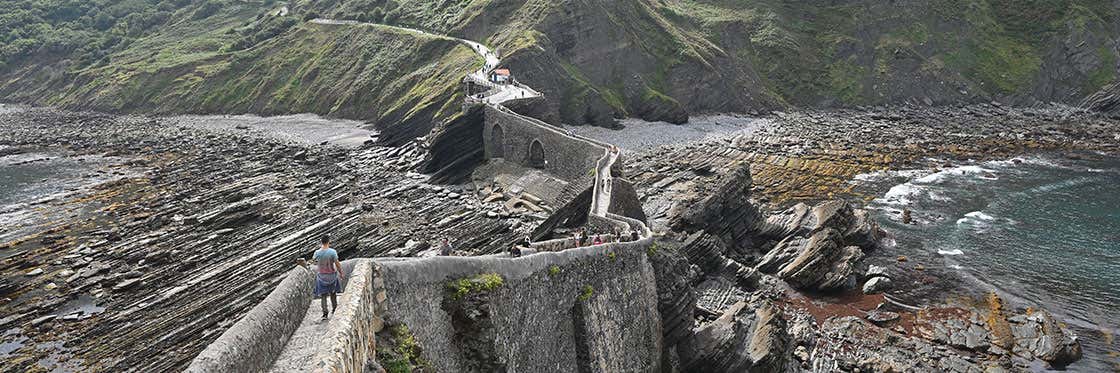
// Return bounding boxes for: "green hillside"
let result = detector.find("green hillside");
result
[1,0,1117,128]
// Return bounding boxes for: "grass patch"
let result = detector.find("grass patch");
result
[447,273,504,300]
[828,60,866,104]
[578,285,594,302]
[377,324,431,373]
[1086,45,1117,93]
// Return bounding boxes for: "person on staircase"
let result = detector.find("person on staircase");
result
[312,234,344,320]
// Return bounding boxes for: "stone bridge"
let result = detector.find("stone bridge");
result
[188,21,658,373]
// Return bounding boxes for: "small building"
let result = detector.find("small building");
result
[490,69,511,84]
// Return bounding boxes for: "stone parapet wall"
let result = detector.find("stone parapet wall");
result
[186,266,313,373]
[310,259,379,373]
[483,105,606,182]
[376,235,661,372]
[186,260,360,373]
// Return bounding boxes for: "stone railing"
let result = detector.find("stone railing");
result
[308,259,380,372]
[186,260,361,373]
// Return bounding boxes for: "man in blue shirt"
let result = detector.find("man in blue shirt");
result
[312,235,344,320]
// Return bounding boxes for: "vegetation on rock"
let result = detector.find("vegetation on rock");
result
[376,324,432,373]
[578,285,594,302]
[447,272,504,300]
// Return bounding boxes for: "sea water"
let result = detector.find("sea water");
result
[865,154,1120,371]
[0,150,116,251]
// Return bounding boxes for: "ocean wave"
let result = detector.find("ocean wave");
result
[881,183,923,205]
[914,165,997,184]
[964,211,995,220]
[852,169,928,183]
[939,249,965,256]
[1025,176,1093,194]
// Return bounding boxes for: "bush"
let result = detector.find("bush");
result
[548,265,560,277]
[377,325,431,373]
[578,285,594,301]
[447,273,504,300]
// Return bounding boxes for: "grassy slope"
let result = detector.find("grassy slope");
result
[658,0,1118,106]
[0,1,479,141]
[0,0,1117,126]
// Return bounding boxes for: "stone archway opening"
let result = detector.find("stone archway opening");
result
[529,139,545,168]
[491,124,505,158]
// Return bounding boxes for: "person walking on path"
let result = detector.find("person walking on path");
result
[439,237,454,256]
[312,234,344,320]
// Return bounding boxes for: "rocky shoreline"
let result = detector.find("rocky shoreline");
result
[0,103,1116,371]
[616,102,1117,372]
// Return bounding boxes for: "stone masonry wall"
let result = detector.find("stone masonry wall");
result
[187,260,361,373]
[311,259,379,373]
[483,105,605,182]
[376,237,662,372]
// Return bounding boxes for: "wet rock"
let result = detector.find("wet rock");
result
[756,229,862,291]
[26,268,45,276]
[1008,311,1082,366]
[866,310,900,325]
[30,315,56,326]
[678,301,789,372]
[865,265,888,279]
[862,276,892,294]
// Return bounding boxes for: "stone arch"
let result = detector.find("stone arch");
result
[491,124,505,158]
[528,139,546,168]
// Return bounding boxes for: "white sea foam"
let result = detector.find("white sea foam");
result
[984,156,1063,169]
[964,211,995,221]
[938,249,965,256]
[852,169,927,183]
[881,183,923,205]
[914,165,996,184]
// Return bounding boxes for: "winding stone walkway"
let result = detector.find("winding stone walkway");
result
[195,19,648,373]
[267,296,329,372]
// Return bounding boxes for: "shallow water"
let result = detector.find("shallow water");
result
[0,151,119,249]
[865,154,1120,371]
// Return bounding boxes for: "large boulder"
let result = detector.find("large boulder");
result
[680,231,760,288]
[758,200,884,250]
[862,277,892,294]
[669,164,765,250]
[1009,311,1083,366]
[678,302,789,372]
[755,229,863,291]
